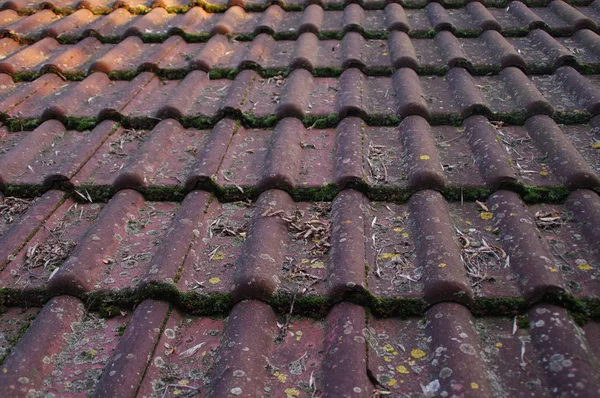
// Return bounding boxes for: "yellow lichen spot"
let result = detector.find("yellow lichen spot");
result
[285,388,300,398]
[495,342,503,348]
[438,263,447,268]
[388,378,397,387]
[592,142,600,149]
[485,226,492,232]
[402,233,409,239]
[273,371,287,383]
[345,220,352,224]
[301,258,309,264]
[548,267,558,273]
[540,170,549,177]
[296,330,303,341]
[396,365,410,374]
[382,52,388,56]
[411,349,426,359]
[211,251,225,261]
[393,227,403,232]
[480,212,493,220]
[209,277,221,284]
[420,155,430,160]
[311,261,325,269]
[179,379,189,386]
[471,382,479,389]
[393,351,398,356]
[379,253,400,260]
[384,356,392,362]
[408,360,415,366]
[384,344,395,352]
[465,221,472,225]
[578,263,593,271]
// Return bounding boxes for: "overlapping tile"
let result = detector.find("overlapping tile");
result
[3,112,598,197]
[1,66,600,128]
[0,187,598,309]
[1,2,600,46]
[1,0,600,396]
[1,297,599,396]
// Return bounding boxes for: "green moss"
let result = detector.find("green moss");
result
[107,69,139,81]
[302,114,341,129]
[444,187,492,203]
[516,315,530,329]
[471,297,527,316]
[269,293,330,319]
[3,117,41,132]
[98,304,123,318]
[115,322,128,337]
[553,111,591,125]
[63,116,98,131]
[11,71,42,82]
[181,32,212,43]
[137,185,187,202]
[316,31,343,41]
[0,184,44,198]
[178,292,233,315]
[520,185,570,204]
[292,183,339,202]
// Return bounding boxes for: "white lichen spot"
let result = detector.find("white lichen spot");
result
[164,329,176,339]
[230,387,242,395]
[154,357,166,368]
[439,367,453,379]
[233,370,246,377]
[459,344,476,356]
[353,387,362,393]
[18,377,29,384]
[535,320,545,328]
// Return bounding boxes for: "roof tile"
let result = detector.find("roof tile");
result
[1,1,600,395]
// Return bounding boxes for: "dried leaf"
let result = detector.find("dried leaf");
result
[178,342,206,359]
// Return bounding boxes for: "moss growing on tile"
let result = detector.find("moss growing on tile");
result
[63,116,98,131]
[520,185,570,204]
[471,297,528,317]
[293,183,339,202]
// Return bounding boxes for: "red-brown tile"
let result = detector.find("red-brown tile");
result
[232,189,293,301]
[525,115,600,190]
[409,190,473,304]
[0,190,64,268]
[488,190,564,301]
[94,299,170,397]
[329,189,367,299]
[206,300,278,397]
[0,120,117,189]
[0,296,86,395]
[426,302,492,397]
[136,306,226,397]
[322,302,372,397]
[529,304,600,396]
[400,116,446,190]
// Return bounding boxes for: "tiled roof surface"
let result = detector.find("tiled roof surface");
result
[0,0,599,397]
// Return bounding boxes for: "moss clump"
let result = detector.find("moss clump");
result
[516,315,530,329]
[471,297,527,317]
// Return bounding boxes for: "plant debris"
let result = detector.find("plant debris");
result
[0,197,32,224]
[23,238,77,272]
[208,213,247,239]
[262,203,331,258]
[456,228,506,293]
[534,210,570,230]
[367,143,390,183]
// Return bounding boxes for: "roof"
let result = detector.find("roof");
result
[0,0,599,397]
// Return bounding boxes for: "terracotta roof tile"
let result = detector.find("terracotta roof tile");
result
[0,0,599,396]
